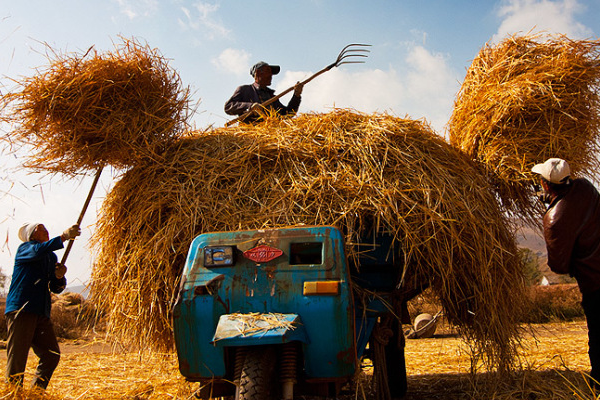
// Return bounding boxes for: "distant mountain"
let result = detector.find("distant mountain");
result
[65,284,89,299]
[516,225,546,255]
[516,225,574,285]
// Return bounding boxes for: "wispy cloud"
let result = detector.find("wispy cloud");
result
[493,0,592,42]
[178,2,230,40]
[212,48,251,76]
[113,0,158,19]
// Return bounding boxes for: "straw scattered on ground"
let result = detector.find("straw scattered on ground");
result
[0,37,193,175]
[90,110,527,374]
[448,34,600,223]
[0,321,595,399]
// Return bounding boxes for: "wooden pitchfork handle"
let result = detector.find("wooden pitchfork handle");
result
[225,43,370,127]
[225,65,332,127]
[60,166,103,265]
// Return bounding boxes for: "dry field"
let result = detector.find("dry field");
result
[0,320,596,400]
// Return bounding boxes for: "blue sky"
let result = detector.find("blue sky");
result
[1,0,599,286]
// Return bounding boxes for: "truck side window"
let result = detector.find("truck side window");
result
[290,242,323,265]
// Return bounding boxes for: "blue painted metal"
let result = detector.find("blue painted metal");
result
[173,226,357,382]
[173,290,227,377]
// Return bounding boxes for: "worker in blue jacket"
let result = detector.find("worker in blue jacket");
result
[5,222,80,389]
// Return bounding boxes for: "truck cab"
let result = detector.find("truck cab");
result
[173,225,407,399]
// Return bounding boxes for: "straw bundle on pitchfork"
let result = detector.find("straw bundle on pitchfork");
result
[448,34,600,223]
[2,38,192,175]
[1,37,193,265]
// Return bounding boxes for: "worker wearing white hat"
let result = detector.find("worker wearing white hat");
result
[532,157,571,184]
[5,222,80,389]
[532,158,600,390]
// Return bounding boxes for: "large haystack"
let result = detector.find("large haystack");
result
[1,38,192,175]
[448,34,600,222]
[91,111,527,371]
[4,35,568,373]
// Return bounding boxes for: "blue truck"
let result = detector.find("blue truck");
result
[173,225,410,399]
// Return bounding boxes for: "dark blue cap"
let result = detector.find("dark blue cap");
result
[250,61,280,77]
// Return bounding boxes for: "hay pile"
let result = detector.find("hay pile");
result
[91,111,527,371]
[448,34,600,222]
[1,38,192,175]
[11,34,599,375]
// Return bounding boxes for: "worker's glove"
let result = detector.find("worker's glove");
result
[55,262,67,279]
[62,224,81,241]
[293,81,304,96]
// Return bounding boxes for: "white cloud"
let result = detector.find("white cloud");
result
[212,48,251,76]
[404,46,458,132]
[113,0,159,19]
[178,2,230,39]
[493,0,592,42]
[409,29,428,46]
[275,44,459,134]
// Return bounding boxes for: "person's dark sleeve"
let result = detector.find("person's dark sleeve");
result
[225,86,254,116]
[49,275,67,294]
[286,94,301,114]
[544,205,576,275]
[273,94,301,116]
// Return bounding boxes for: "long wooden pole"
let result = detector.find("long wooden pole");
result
[225,62,336,127]
[60,166,103,265]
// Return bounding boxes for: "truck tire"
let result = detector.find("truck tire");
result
[238,346,278,400]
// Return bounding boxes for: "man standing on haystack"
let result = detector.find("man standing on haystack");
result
[224,61,303,123]
[532,158,600,389]
[4,222,80,390]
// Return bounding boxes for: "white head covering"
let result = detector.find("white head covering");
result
[18,222,40,242]
[531,158,571,184]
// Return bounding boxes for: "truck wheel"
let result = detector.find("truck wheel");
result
[237,346,278,400]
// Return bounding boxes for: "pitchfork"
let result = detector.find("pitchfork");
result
[225,43,371,126]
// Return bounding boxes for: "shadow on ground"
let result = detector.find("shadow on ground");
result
[336,369,598,400]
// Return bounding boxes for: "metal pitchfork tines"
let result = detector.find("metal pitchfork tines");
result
[327,43,371,69]
[225,43,371,126]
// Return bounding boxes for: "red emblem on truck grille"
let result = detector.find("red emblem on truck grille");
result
[243,245,283,263]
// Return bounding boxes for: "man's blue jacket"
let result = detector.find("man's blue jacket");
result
[5,236,67,318]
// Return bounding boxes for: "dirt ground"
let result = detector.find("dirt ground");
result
[402,320,593,399]
[0,320,596,399]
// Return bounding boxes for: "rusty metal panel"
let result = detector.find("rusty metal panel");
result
[172,293,227,379]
